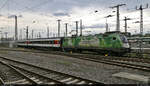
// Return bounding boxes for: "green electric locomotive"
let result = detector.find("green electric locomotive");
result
[62,31,130,56]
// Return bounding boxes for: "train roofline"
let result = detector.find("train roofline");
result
[17,38,61,42]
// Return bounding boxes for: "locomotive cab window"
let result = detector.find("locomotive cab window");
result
[120,35,128,43]
[112,37,116,40]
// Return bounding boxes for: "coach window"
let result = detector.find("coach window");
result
[46,41,49,44]
[34,41,37,44]
[43,41,47,44]
[39,41,42,44]
[52,41,54,44]
[49,41,52,44]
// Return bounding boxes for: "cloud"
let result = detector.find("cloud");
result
[0,0,150,38]
[0,0,149,14]
[53,12,70,17]
[85,24,106,29]
[84,23,116,29]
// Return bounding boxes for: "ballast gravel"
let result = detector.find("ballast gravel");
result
[0,49,149,84]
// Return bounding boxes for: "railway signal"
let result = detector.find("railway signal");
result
[110,4,126,31]
[123,17,132,33]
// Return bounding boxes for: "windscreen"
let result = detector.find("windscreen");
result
[120,35,128,43]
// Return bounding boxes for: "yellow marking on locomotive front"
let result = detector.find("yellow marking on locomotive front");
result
[70,51,72,54]
[105,54,108,56]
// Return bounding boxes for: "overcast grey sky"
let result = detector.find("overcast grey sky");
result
[0,0,149,38]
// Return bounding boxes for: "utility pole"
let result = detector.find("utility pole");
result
[136,4,148,35]
[53,33,55,37]
[75,21,78,36]
[65,23,68,37]
[47,26,49,38]
[110,4,126,31]
[20,29,22,40]
[31,29,34,39]
[105,18,108,32]
[80,19,82,36]
[39,32,41,38]
[26,26,29,40]
[140,5,144,36]
[136,4,148,58]
[57,19,61,37]
[4,32,8,40]
[15,15,18,41]
[64,32,65,37]
[36,33,38,38]
[123,17,131,33]
[104,15,114,32]
[0,31,2,40]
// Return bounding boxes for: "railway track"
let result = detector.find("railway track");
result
[70,56,150,72]
[103,57,150,63]
[0,61,39,85]
[0,77,5,85]
[1,48,150,71]
[0,56,104,85]
[1,48,150,64]
[16,49,150,72]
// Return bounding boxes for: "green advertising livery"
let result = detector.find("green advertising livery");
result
[62,31,130,55]
[16,31,130,56]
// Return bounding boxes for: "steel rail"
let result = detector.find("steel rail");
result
[72,56,150,72]
[0,56,104,84]
[11,65,64,84]
[0,60,63,84]
[1,48,150,63]
[0,49,150,71]
[0,61,37,84]
[0,77,5,85]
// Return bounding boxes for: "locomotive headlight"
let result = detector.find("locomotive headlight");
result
[123,43,129,48]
